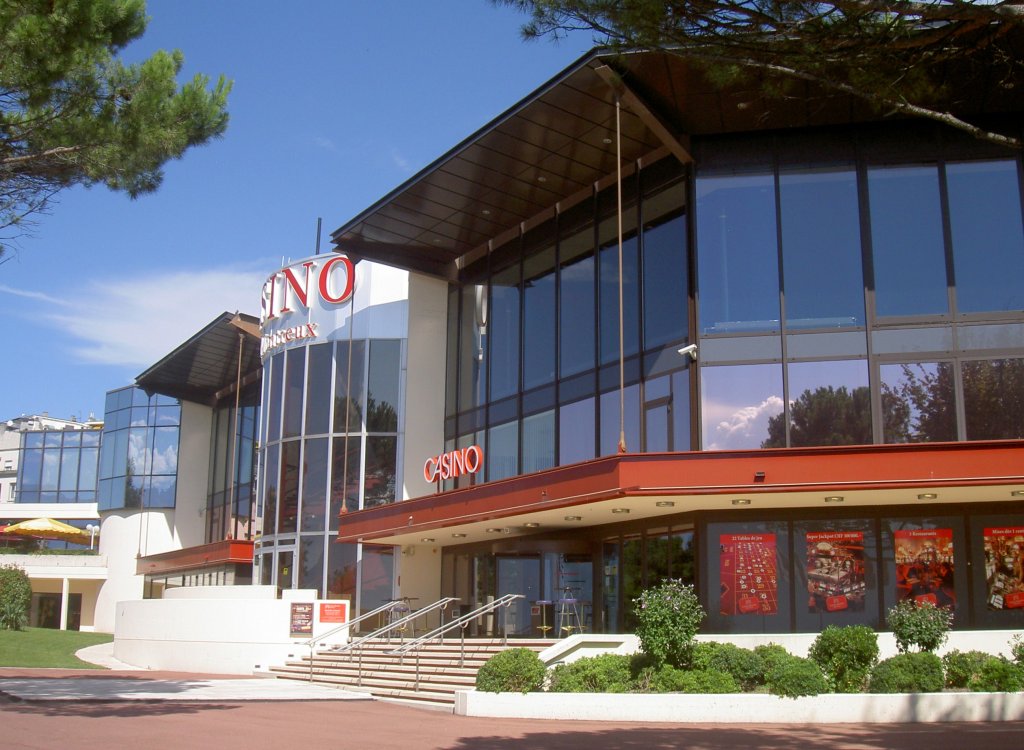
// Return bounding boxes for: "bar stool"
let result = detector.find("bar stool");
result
[535,600,552,636]
[556,592,582,637]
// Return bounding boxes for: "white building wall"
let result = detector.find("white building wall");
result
[172,400,212,548]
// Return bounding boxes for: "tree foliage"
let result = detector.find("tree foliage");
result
[762,385,872,448]
[0,0,231,255]
[0,564,32,630]
[497,1,1024,149]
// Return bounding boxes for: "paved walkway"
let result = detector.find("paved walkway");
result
[0,644,1021,749]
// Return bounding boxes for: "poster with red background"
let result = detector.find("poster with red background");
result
[719,534,778,616]
[894,529,955,609]
[805,531,866,613]
[983,527,1024,610]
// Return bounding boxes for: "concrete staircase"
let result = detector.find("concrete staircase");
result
[269,637,554,708]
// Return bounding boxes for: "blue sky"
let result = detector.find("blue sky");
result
[0,1,591,422]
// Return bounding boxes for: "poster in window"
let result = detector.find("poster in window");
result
[805,531,866,614]
[894,529,955,609]
[719,533,777,615]
[984,527,1024,610]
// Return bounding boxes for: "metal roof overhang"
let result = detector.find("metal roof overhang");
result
[135,312,262,407]
[335,441,1024,548]
[329,46,1021,280]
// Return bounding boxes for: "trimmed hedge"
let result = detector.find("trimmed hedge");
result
[475,647,546,693]
[868,652,944,693]
[547,653,633,693]
[808,625,879,693]
[765,655,828,699]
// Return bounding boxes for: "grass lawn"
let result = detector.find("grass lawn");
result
[0,627,113,669]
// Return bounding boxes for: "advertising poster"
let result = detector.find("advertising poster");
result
[894,529,955,609]
[719,533,778,615]
[289,602,314,636]
[983,527,1024,610]
[805,531,866,614]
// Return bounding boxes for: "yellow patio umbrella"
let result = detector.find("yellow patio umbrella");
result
[3,518,93,545]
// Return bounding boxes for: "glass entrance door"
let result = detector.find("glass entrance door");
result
[496,555,540,637]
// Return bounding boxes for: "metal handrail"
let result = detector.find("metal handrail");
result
[301,599,395,650]
[386,593,525,691]
[306,597,459,682]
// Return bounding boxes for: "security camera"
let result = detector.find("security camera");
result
[677,343,698,361]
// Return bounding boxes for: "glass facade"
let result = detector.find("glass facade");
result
[257,338,403,614]
[205,401,259,542]
[446,135,1024,459]
[97,387,180,510]
[15,428,100,504]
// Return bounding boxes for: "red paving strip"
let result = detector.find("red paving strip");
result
[0,668,1022,749]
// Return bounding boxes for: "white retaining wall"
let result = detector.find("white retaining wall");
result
[114,586,350,674]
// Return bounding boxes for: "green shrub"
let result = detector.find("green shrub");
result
[808,625,879,693]
[754,643,795,674]
[0,565,31,631]
[642,665,738,694]
[886,600,952,653]
[967,657,1024,693]
[765,655,828,698]
[691,641,765,691]
[632,579,706,668]
[868,653,944,693]
[475,647,546,693]
[942,649,992,689]
[547,653,633,693]
[1010,634,1024,667]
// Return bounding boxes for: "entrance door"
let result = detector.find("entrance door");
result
[276,548,295,590]
[496,556,540,637]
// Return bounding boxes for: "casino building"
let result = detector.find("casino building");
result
[276,45,1024,638]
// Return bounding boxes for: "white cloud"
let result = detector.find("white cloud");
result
[313,135,339,153]
[0,283,71,307]
[390,148,411,172]
[39,262,271,367]
[705,395,784,451]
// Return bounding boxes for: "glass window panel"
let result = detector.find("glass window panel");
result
[144,476,176,509]
[58,449,79,491]
[522,410,554,474]
[363,436,396,508]
[459,284,487,413]
[599,236,640,365]
[880,362,957,443]
[24,432,44,449]
[125,470,144,509]
[81,431,100,447]
[882,516,965,627]
[359,545,395,617]
[868,166,949,317]
[299,536,325,597]
[154,404,180,426]
[304,343,334,435]
[672,369,692,452]
[645,404,669,452]
[63,432,81,448]
[780,169,864,329]
[487,421,519,482]
[643,212,688,349]
[327,542,358,601]
[19,448,42,492]
[621,535,643,631]
[282,348,306,439]
[41,449,60,490]
[262,444,279,536]
[445,286,459,418]
[522,248,556,390]
[129,407,149,428]
[947,160,1024,314]
[300,438,328,532]
[127,426,148,476]
[151,426,178,476]
[44,431,63,448]
[367,340,401,433]
[559,397,595,466]
[131,388,150,407]
[559,252,595,378]
[701,363,783,450]
[266,354,284,443]
[110,429,128,478]
[489,264,521,401]
[962,358,1024,440]
[784,359,871,447]
[705,520,792,634]
[278,441,300,534]
[77,447,98,492]
[599,383,640,456]
[696,173,780,334]
[794,520,879,631]
[330,437,361,527]
[334,340,366,433]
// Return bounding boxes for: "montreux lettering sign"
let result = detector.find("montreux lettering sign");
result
[423,445,484,483]
[259,255,355,358]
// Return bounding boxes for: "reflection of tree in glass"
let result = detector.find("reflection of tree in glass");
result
[762,386,871,448]
[124,458,143,509]
[882,364,956,443]
[365,397,398,433]
[962,359,1024,440]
